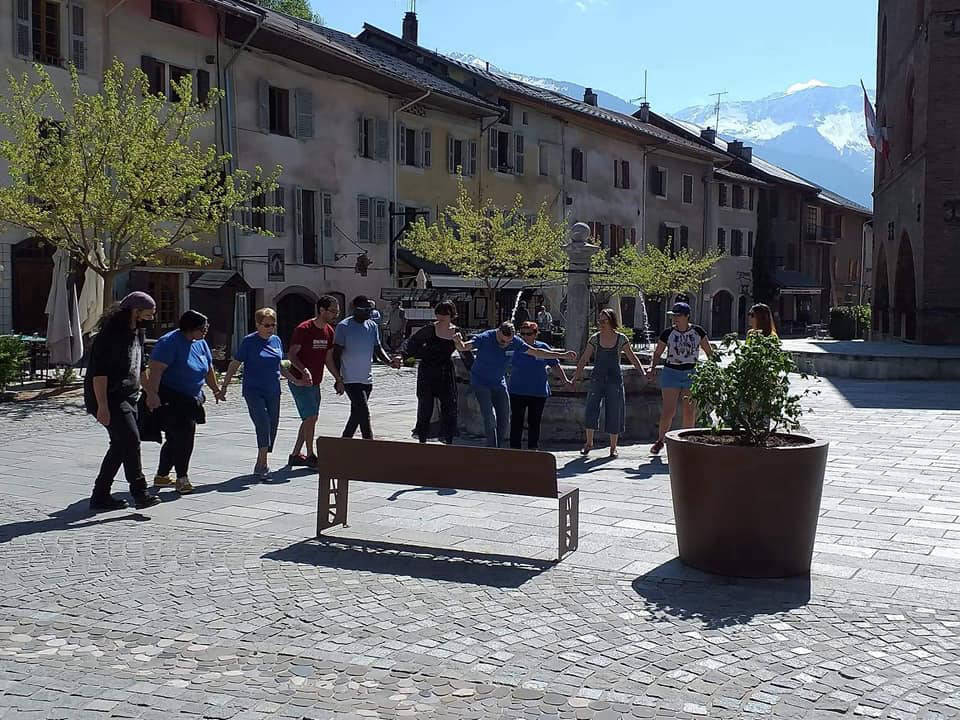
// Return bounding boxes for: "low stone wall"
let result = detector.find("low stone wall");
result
[790,351,960,380]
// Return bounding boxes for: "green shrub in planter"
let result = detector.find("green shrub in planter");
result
[851,304,871,338]
[690,332,815,446]
[0,335,27,391]
[828,306,857,340]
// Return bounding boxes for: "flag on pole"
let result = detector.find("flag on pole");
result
[861,80,888,158]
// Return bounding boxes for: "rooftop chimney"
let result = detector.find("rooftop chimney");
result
[583,87,598,107]
[728,140,743,156]
[402,11,418,44]
[741,146,753,163]
[638,101,650,122]
[700,126,716,143]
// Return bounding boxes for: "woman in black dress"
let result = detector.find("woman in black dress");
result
[402,301,459,444]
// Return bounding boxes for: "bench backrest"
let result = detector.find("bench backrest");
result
[315,437,559,498]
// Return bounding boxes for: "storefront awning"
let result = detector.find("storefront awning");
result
[774,270,823,296]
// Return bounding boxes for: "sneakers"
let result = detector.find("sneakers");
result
[90,494,127,512]
[132,492,161,509]
[254,464,270,481]
[175,475,194,494]
[153,474,174,487]
[650,440,665,455]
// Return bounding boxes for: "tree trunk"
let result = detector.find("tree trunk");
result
[485,287,497,328]
[101,271,117,313]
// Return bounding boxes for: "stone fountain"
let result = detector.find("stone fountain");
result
[454,223,665,445]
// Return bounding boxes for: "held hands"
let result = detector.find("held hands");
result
[334,379,345,395]
[145,391,161,411]
[390,355,402,369]
[563,350,577,362]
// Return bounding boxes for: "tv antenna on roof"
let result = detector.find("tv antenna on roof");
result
[710,91,728,134]
[629,69,649,106]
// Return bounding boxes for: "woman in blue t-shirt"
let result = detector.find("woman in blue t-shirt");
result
[221,308,304,480]
[145,310,222,495]
[508,322,572,450]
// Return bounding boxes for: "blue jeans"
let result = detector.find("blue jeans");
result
[585,380,626,435]
[244,389,281,451]
[473,384,510,448]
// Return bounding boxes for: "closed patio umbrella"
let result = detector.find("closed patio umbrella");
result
[45,249,83,366]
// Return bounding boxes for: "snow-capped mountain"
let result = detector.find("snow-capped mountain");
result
[442,54,874,208]
[672,82,874,208]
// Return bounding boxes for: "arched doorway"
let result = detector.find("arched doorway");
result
[711,290,733,337]
[276,290,316,350]
[874,244,890,334]
[737,295,748,335]
[11,237,55,334]
[894,232,917,340]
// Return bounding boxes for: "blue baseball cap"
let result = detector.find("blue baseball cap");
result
[668,301,691,316]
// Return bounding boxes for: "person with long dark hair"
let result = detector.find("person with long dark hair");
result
[748,303,778,336]
[402,301,459,444]
[84,292,162,511]
[144,310,222,494]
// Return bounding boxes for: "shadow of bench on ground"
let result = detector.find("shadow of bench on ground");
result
[263,537,554,589]
[632,558,812,629]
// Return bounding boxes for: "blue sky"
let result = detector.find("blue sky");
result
[312,0,878,113]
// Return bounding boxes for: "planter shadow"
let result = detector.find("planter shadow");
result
[631,559,812,629]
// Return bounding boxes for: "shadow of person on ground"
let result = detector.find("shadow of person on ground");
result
[264,537,554,589]
[161,466,317,499]
[387,487,457,501]
[632,558,812,629]
[0,499,150,544]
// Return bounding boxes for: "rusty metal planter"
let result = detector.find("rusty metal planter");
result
[665,429,829,578]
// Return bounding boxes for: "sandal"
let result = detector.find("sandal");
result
[649,440,664,455]
[609,449,619,459]
[580,444,593,456]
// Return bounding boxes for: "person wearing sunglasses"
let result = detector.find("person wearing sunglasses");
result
[508,321,572,450]
[221,307,305,479]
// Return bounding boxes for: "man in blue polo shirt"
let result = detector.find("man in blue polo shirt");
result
[455,321,576,447]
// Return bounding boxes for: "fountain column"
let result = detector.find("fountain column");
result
[563,222,601,355]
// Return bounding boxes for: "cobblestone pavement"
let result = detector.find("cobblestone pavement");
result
[2,369,960,718]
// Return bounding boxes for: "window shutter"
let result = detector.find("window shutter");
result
[488,127,498,170]
[256,78,269,133]
[749,187,755,211]
[622,161,630,189]
[447,135,455,174]
[294,89,314,139]
[293,186,303,264]
[414,128,423,167]
[717,227,726,253]
[273,186,286,235]
[748,231,754,257]
[322,194,335,264]
[630,227,637,246]
[468,140,478,176]
[14,0,31,59]
[397,123,407,165]
[514,134,524,175]
[357,116,366,155]
[423,129,432,168]
[539,144,548,176]
[196,69,210,104]
[680,225,689,251]
[614,158,620,188]
[357,196,370,242]
[70,5,87,73]
[374,199,387,243]
[375,118,388,160]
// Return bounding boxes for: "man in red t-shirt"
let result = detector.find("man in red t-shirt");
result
[287,295,343,467]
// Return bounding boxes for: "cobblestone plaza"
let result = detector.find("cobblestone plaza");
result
[2,369,959,718]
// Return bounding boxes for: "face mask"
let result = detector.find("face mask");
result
[354,309,372,321]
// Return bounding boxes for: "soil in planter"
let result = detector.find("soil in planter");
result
[683,432,812,448]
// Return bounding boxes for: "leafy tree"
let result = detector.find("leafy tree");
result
[591,243,720,300]
[254,0,323,24]
[401,178,567,326]
[0,60,280,310]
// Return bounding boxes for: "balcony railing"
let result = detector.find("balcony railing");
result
[805,224,839,242]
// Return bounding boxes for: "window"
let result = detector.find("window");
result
[833,215,842,238]
[747,231,754,257]
[70,4,86,72]
[588,221,605,246]
[357,115,387,160]
[169,65,191,102]
[717,227,726,253]
[660,225,677,253]
[400,126,418,166]
[497,130,510,170]
[651,166,666,198]
[28,0,62,66]
[274,187,285,235]
[141,56,166,96]
[718,183,728,207]
[151,0,182,26]
[806,206,819,235]
[269,86,290,136]
[515,134,524,175]
[423,129,432,167]
[450,138,478,176]
[571,147,585,182]
[682,174,693,204]
[374,199,388,243]
[251,190,267,233]
[731,229,743,256]
[357,196,388,243]
[679,225,689,251]
[522,111,529,125]
[614,160,630,189]
[733,185,744,209]
[748,187,755,211]
[538,143,550,176]
[357,196,370,242]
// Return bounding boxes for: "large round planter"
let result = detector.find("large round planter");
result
[665,429,828,578]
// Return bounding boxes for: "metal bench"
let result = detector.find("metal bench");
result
[315,437,579,561]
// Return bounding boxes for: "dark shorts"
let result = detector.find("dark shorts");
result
[288,383,320,419]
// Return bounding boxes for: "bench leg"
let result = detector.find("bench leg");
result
[317,475,349,537]
[557,488,579,560]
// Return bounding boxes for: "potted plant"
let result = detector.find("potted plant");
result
[665,333,826,578]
